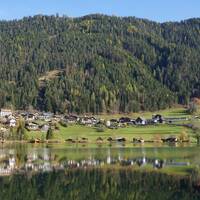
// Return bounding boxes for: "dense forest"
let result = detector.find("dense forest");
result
[0,14,200,113]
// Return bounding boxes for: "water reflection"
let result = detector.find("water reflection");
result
[0,143,198,176]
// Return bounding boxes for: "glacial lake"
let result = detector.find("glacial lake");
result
[0,143,200,200]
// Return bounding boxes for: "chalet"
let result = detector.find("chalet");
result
[152,114,164,124]
[116,137,126,142]
[65,138,76,143]
[29,138,41,143]
[53,114,63,122]
[40,124,50,132]
[0,109,12,117]
[38,112,54,121]
[128,120,136,125]
[110,119,118,123]
[135,117,146,125]
[25,113,36,122]
[96,137,103,142]
[133,138,144,143]
[80,116,98,125]
[107,119,119,129]
[161,136,178,143]
[64,115,79,123]
[119,117,131,124]
[26,122,39,131]
[81,137,88,141]
[9,118,16,127]
[3,115,17,127]
[79,137,88,143]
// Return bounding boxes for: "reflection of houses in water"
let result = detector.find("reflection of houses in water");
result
[106,156,118,165]
[0,152,7,159]
[0,155,16,175]
[107,155,111,164]
[9,156,16,170]
[153,159,164,169]
[27,151,38,161]
[25,149,52,172]
[43,148,51,161]
[38,162,52,172]
[0,148,192,176]
[166,161,190,167]
[136,157,147,166]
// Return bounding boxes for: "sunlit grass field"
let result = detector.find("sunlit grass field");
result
[95,107,191,120]
[27,107,197,142]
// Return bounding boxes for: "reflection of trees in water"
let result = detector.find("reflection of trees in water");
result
[0,169,199,200]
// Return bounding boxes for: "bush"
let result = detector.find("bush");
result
[52,122,60,130]
[16,118,27,140]
[179,130,189,142]
[187,102,198,114]
[46,127,54,140]
[59,121,68,127]
[96,127,105,132]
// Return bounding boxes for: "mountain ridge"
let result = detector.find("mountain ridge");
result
[1,13,200,24]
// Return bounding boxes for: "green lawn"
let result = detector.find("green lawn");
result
[27,123,193,142]
[26,107,197,143]
[95,107,191,120]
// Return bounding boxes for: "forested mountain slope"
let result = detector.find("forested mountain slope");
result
[0,14,199,113]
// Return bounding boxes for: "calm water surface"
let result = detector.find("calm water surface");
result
[0,143,200,200]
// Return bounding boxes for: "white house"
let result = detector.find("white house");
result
[41,124,50,132]
[9,157,16,170]
[0,109,12,117]
[9,118,16,127]
[106,120,111,127]
[135,117,146,125]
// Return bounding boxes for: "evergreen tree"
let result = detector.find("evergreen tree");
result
[46,127,54,140]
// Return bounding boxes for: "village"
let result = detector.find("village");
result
[0,108,192,144]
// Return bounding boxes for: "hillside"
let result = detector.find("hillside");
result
[0,14,200,113]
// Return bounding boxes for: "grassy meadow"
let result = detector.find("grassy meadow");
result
[95,106,191,120]
[27,107,199,143]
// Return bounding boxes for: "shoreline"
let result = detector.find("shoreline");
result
[0,139,198,146]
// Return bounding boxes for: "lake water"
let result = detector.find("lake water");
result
[0,143,200,199]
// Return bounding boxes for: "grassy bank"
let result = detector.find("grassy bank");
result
[27,123,195,144]
[17,107,198,143]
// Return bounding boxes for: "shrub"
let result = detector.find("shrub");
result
[96,126,105,132]
[46,127,54,140]
[59,121,68,127]
[187,102,198,114]
[179,130,189,142]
